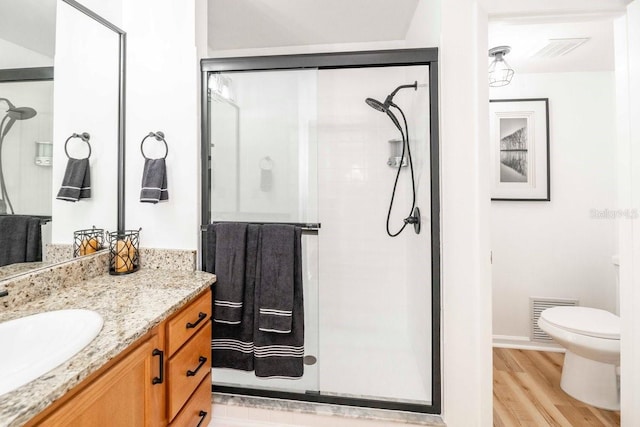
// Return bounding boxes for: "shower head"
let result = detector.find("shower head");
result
[365,81,418,113]
[365,97,386,113]
[365,97,402,131]
[7,107,37,120]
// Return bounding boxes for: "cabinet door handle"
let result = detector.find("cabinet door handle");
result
[196,410,208,427]
[186,312,207,329]
[186,356,207,377]
[152,349,164,384]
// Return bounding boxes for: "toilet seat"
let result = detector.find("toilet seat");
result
[540,307,620,340]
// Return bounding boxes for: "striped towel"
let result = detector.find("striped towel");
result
[56,158,91,202]
[254,225,304,378]
[210,223,248,324]
[140,158,168,203]
[208,224,260,371]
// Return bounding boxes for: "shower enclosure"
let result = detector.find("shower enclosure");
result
[201,49,440,413]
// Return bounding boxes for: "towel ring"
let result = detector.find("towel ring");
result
[64,132,91,160]
[140,131,168,160]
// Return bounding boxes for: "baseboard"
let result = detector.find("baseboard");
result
[493,334,564,352]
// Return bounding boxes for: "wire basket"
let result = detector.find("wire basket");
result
[107,229,141,275]
[73,226,104,257]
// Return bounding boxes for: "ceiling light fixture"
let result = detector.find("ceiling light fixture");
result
[488,46,514,87]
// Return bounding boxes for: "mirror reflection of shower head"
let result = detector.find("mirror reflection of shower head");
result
[7,107,37,120]
[0,106,37,138]
[0,98,16,111]
[0,99,37,215]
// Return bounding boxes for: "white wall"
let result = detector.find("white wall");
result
[405,0,441,48]
[615,1,640,425]
[51,0,120,242]
[316,66,432,402]
[72,0,123,29]
[0,38,53,69]
[440,0,492,425]
[490,72,618,341]
[123,0,200,250]
[207,0,439,58]
[52,0,201,249]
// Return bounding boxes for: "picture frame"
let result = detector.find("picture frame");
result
[489,98,550,201]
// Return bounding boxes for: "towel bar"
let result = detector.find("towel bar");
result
[201,221,320,233]
[0,214,51,225]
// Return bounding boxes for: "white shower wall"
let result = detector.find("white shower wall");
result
[317,66,432,403]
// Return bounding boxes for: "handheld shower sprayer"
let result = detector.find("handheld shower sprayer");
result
[365,82,421,237]
[0,98,37,214]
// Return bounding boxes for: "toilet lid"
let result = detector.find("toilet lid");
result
[540,306,620,339]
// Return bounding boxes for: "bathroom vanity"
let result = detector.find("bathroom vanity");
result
[0,251,216,427]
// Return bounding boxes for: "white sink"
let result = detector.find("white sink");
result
[0,309,103,396]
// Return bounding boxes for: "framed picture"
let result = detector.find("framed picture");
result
[489,98,550,201]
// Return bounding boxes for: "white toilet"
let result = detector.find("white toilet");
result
[537,257,621,411]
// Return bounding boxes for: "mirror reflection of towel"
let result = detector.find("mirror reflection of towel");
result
[0,215,42,267]
[260,169,272,192]
[56,158,91,202]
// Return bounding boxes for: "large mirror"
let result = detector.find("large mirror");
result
[0,0,124,281]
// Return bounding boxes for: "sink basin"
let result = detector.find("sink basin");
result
[0,309,103,396]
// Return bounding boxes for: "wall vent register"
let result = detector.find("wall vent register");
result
[530,297,579,342]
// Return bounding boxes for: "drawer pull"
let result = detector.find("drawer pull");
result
[186,312,207,329]
[186,356,207,377]
[196,410,208,427]
[152,349,164,385]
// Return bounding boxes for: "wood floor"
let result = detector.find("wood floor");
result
[493,348,620,427]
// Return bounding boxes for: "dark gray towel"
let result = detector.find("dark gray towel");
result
[257,225,296,333]
[56,158,90,201]
[209,224,260,371]
[210,223,248,324]
[254,226,304,378]
[205,223,217,273]
[0,215,42,267]
[140,158,168,203]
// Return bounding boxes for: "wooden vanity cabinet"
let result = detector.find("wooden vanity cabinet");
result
[26,288,212,427]
[26,327,165,427]
[166,290,213,426]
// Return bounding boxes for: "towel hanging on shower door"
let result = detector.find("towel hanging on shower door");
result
[207,223,260,371]
[254,224,304,378]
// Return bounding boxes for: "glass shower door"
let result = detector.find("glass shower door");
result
[208,69,319,394]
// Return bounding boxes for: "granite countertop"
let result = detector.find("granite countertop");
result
[0,268,216,426]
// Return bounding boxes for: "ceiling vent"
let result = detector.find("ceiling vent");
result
[532,38,590,58]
